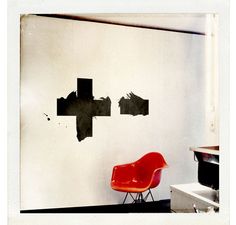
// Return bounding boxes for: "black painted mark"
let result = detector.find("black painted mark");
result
[119,92,149,116]
[44,113,51,121]
[57,78,111,142]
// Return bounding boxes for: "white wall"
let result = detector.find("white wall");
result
[20,15,218,209]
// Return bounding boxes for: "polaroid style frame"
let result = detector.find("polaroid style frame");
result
[8,1,229,225]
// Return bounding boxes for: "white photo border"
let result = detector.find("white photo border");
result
[8,1,229,225]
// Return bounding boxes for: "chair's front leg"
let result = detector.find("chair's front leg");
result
[122,192,128,204]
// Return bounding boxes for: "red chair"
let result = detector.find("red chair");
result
[111,152,168,204]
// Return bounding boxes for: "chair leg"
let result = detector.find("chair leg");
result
[139,193,145,203]
[132,193,138,203]
[149,189,155,201]
[129,193,135,203]
[123,190,154,204]
[143,189,155,202]
[123,192,136,204]
[132,193,145,203]
[122,192,128,204]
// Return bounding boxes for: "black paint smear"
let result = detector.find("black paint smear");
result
[44,113,51,121]
[57,78,111,142]
[119,92,149,116]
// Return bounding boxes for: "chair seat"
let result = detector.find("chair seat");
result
[111,179,150,193]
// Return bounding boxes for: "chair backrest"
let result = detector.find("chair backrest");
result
[135,152,168,188]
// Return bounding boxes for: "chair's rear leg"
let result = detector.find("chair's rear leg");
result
[149,189,155,201]
[144,191,150,201]
[131,193,138,203]
[128,193,135,203]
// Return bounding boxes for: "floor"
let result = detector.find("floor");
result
[20,199,171,213]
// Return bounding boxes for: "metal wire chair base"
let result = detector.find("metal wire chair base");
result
[122,189,155,204]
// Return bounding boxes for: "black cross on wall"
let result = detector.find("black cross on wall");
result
[57,78,111,142]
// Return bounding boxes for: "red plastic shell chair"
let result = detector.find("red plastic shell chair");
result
[111,152,168,204]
